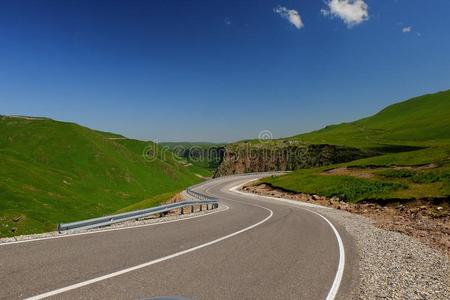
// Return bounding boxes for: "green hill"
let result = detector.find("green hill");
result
[0,116,202,237]
[291,90,450,149]
[259,90,450,202]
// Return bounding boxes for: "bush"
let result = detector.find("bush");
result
[376,169,415,178]
[411,172,450,183]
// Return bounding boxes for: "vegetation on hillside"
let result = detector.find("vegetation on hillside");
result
[260,90,450,202]
[0,116,203,236]
[290,90,450,149]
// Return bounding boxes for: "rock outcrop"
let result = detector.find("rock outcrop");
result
[214,141,371,177]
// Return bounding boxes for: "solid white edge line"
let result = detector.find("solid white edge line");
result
[0,204,230,247]
[229,179,332,210]
[25,206,273,300]
[307,208,345,300]
[228,180,345,300]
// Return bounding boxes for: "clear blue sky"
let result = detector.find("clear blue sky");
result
[1,0,449,142]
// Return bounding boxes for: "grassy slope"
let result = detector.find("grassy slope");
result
[290,90,450,149]
[0,116,202,236]
[262,90,450,202]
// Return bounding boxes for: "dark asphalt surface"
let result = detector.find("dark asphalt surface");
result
[0,174,359,300]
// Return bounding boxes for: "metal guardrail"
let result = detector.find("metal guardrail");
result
[57,172,286,232]
[186,188,216,201]
[58,191,218,232]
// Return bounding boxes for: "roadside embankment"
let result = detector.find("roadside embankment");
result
[243,183,449,255]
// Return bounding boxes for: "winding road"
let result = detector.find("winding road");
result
[0,174,359,299]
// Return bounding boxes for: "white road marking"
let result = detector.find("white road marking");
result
[25,205,273,300]
[227,179,345,300]
[229,180,332,210]
[307,207,345,300]
[0,204,229,247]
[21,173,344,300]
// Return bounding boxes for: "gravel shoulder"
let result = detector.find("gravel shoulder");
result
[241,186,450,300]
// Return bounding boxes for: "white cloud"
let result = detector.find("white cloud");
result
[402,26,412,33]
[274,6,304,29]
[321,0,369,27]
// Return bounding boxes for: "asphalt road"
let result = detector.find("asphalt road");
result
[0,174,358,300]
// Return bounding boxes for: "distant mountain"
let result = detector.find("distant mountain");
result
[0,116,202,236]
[160,142,225,175]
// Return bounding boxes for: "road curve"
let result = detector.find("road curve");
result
[0,174,358,300]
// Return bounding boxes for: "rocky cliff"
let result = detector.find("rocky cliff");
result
[214,141,371,177]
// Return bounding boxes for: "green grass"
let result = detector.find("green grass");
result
[186,163,212,178]
[347,145,450,167]
[290,90,450,149]
[376,168,450,184]
[375,169,416,178]
[0,116,202,237]
[262,157,450,202]
[263,170,407,202]
[258,90,450,202]
[114,191,180,213]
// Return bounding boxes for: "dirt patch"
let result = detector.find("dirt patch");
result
[322,163,440,179]
[415,163,439,170]
[242,183,450,256]
[322,167,375,178]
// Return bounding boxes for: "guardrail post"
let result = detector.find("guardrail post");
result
[180,207,184,215]
[191,206,194,213]
[200,204,202,211]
